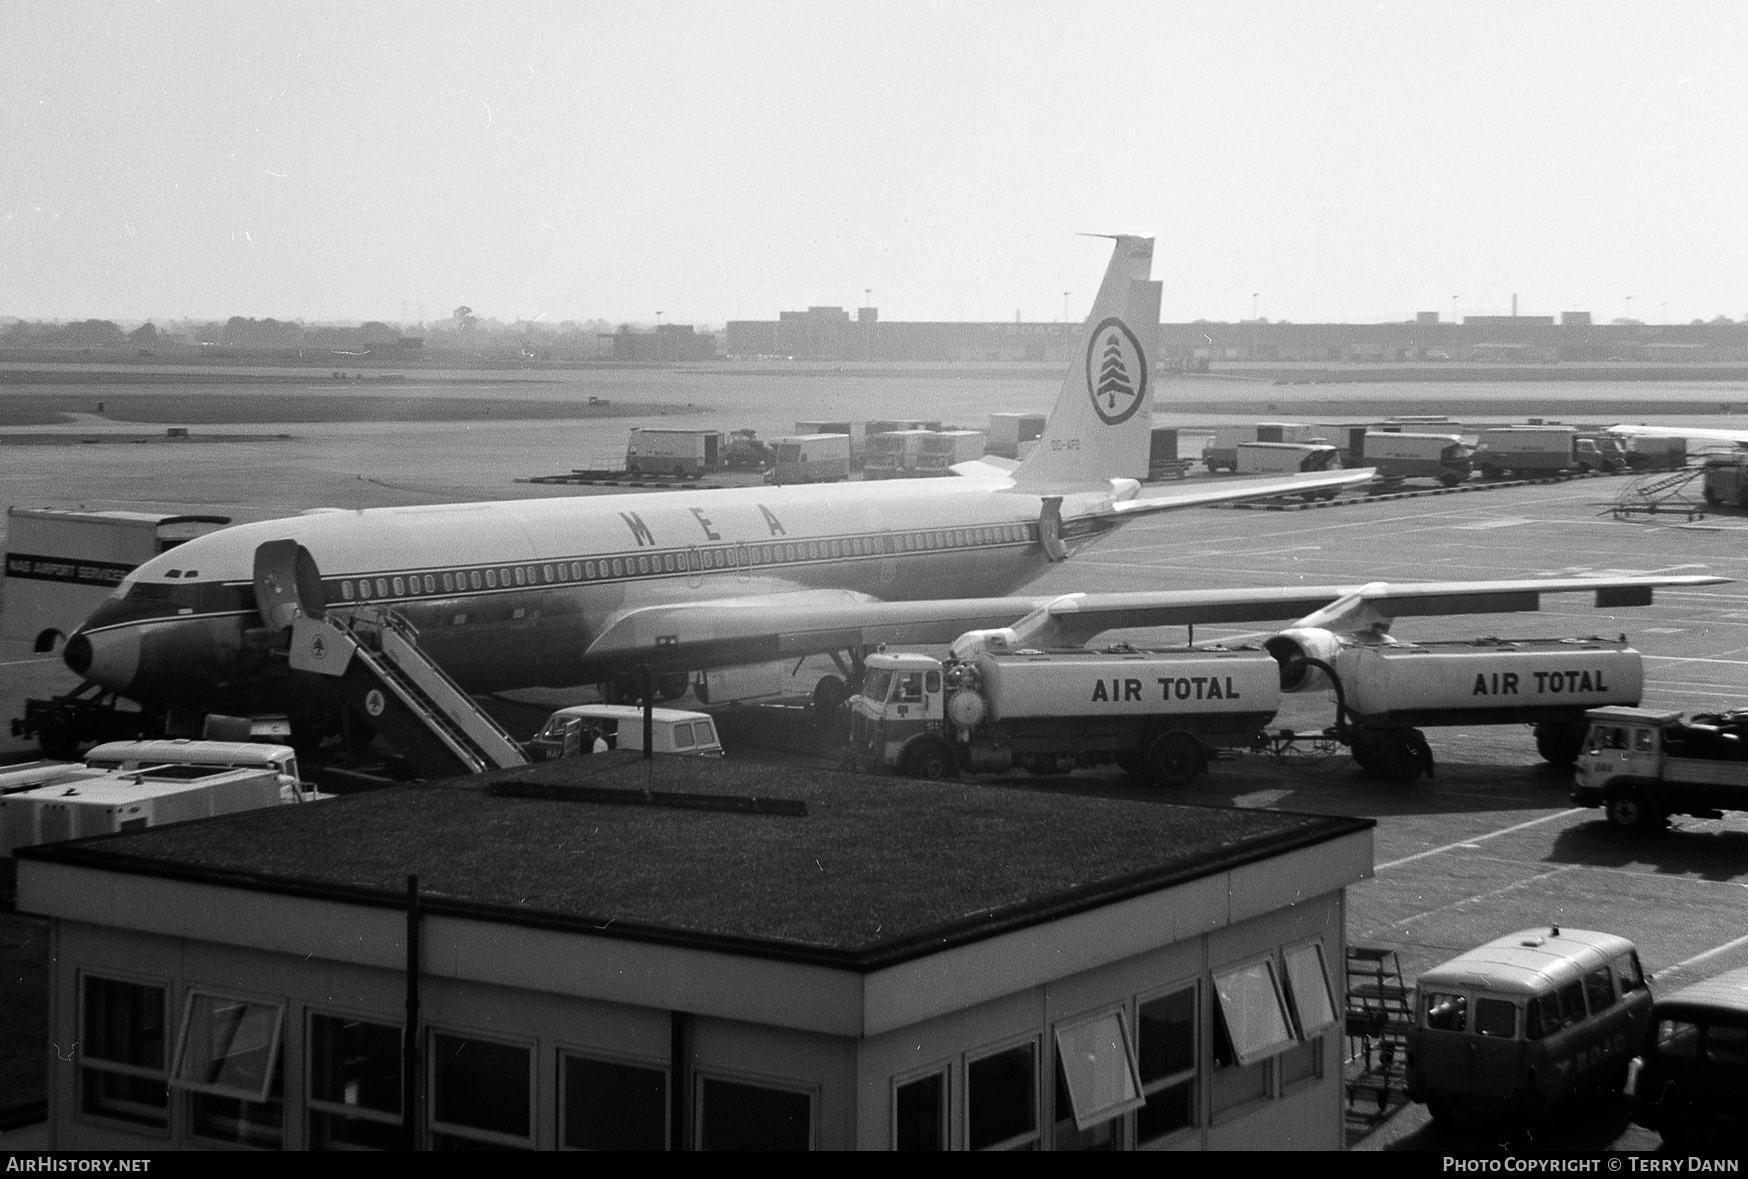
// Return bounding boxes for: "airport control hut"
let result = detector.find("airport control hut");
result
[18,754,1373,1152]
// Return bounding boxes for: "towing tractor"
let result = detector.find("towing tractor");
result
[1261,632,1645,783]
[843,641,1282,785]
[1572,705,1748,832]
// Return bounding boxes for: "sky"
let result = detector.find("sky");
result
[4,1,1746,327]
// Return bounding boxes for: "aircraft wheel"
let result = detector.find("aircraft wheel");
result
[1606,786,1663,832]
[1350,737,1380,774]
[899,738,956,781]
[1147,730,1206,788]
[1533,720,1587,767]
[1376,730,1431,783]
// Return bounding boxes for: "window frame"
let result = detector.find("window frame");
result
[556,1045,670,1152]
[1051,1007,1145,1133]
[426,1026,537,1151]
[168,987,287,1104]
[965,1034,1040,1152]
[1211,957,1297,1067]
[1134,980,1199,1147]
[1281,940,1339,1039]
[693,1066,818,1152]
[890,1061,951,1152]
[304,1009,405,1149]
[76,969,173,1134]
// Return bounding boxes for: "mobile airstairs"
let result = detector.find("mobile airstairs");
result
[289,605,529,778]
[1610,465,1707,521]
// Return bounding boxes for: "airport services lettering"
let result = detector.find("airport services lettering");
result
[1091,676,1241,703]
[4,552,134,587]
[1472,669,1611,696]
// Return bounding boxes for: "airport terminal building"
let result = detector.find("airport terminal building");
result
[18,755,1371,1151]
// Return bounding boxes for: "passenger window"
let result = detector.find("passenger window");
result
[1618,953,1647,995]
[1474,999,1517,1039]
[1424,992,1467,1032]
[924,671,941,694]
[694,720,717,747]
[1558,982,1588,1027]
[899,674,924,703]
[1635,728,1655,752]
[1705,1024,1748,1065]
[1525,993,1560,1041]
[1658,1019,1701,1059]
[672,723,695,749]
[1584,967,1616,1013]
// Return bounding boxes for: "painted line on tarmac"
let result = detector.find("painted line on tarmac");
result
[1654,931,1748,984]
[1357,865,1575,941]
[1374,808,1586,872]
[0,658,55,668]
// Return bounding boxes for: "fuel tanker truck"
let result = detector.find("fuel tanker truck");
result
[845,627,1643,786]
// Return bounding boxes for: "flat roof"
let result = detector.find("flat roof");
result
[20,753,1371,971]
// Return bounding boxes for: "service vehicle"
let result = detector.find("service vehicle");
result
[83,738,306,800]
[1472,425,1580,478]
[528,704,723,759]
[985,412,1047,459]
[765,433,851,485]
[1628,965,1748,1150]
[1702,453,1748,508]
[1571,704,1748,832]
[861,429,935,478]
[1575,434,1628,473]
[1407,927,1653,1123]
[721,428,771,471]
[1360,431,1471,487]
[844,640,1281,784]
[1235,441,1342,478]
[1259,634,1644,782]
[917,430,987,472]
[624,428,721,477]
[1,764,290,858]
[1201,422,1319,472]
[794,420,868,464]
[1622,434,1687,471]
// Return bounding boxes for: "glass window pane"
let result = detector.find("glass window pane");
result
[1658,1019,1700,1059]
[191,1088,284,1149]
[694,721,717,746]
[1584,967,1616,1013]
[1138,987,1195,1084]
[1474,999,1517,1039]
[1706,1024,1748,1065]
[1213,962,1295,1065]
[1283,944,1338,1036]
[309,1014,401,1114]
[83,976,166,1069]
[1278,1036,1321,1087]
[432,1034,530,1140]
[1136,1077,1193,1141]
[173,993,284,1101]
[894,1072,945,1151]
[698,1077,811,1151]
[561,1055,666,1151]
[80,1070,168,1127]
[311,1110,404,1150]
[1558,982,1587,1025]
[968,1043,1036,1150]
[1424,991,1468,1033]
[1053,1013,1142,1131]
[672,723,694,749]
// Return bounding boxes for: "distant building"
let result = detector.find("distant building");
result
[603,323,717,362]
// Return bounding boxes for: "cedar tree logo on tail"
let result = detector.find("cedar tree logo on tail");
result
[1086,317,1147,425]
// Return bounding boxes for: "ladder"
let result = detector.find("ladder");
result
[290,606,529,777]
[1344,945,1413,1131]
[1611,465,1707,520]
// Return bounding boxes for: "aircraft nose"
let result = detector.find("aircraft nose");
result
[63,625,141,692]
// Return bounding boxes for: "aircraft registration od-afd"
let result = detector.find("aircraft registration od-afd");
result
[61,236,1728,749]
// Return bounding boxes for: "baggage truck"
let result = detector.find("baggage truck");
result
[1262,632,1644,782]
[796,420,868,465]
[765,433,851,485]
[624,427,721,477]
[917,430,987,472]
[1235,443,1345,500]
[1621,435,1687,472]
[1202,422,1318,472]
[1361,431,1471,487]
[1571,704,1748,832]
[986,412,1047,459]
[862,429,934,478]
[844,643,1282,785]
[1472,425,1579,479]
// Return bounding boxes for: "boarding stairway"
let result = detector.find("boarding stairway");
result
[289,605,529,778]
[1611,465,1707,520]
[1344,945,1414,1135]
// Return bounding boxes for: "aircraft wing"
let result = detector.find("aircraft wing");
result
[578,574,1729,675]
[1107,467,1374,514]
[1608,424,1748,449]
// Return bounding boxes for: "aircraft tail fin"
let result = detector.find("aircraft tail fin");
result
[1013,235,1161,488]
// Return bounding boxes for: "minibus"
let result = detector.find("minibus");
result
[527,705,724,760]
[1406,927,1653,1121]
[1628,965,1748,1149]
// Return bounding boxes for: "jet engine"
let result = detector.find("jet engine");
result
[1263,627,1345,691]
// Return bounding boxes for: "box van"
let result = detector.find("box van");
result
[82,739,310,802]
[1406,926,1653,1122]
[1629,966,1748,1149]
[1361,431,1471,487]
[528,705,724,759]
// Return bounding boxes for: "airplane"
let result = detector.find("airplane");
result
[59,236,1727,754]
[1606,422,1748,450]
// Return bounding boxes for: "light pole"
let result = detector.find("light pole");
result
[1625,296,1633,323]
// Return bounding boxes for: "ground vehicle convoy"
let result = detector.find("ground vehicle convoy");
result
[1628,965,1748,1148]
[1263,634,1644,782]
[1471,425,1580,478]
[1360,431,1471,487]
[527,704,723,759]
[1407,927,1653,1122]
[1201,421,1320,472]
[624,427,721,477]
[844,644,1282,784]
[764,433,851,484]
[1572,705,1748,831]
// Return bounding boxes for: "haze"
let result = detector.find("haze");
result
[3,1,1744,327]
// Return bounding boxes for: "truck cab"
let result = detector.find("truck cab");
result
[845,653,949,776]
[1573,705,1748,831]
